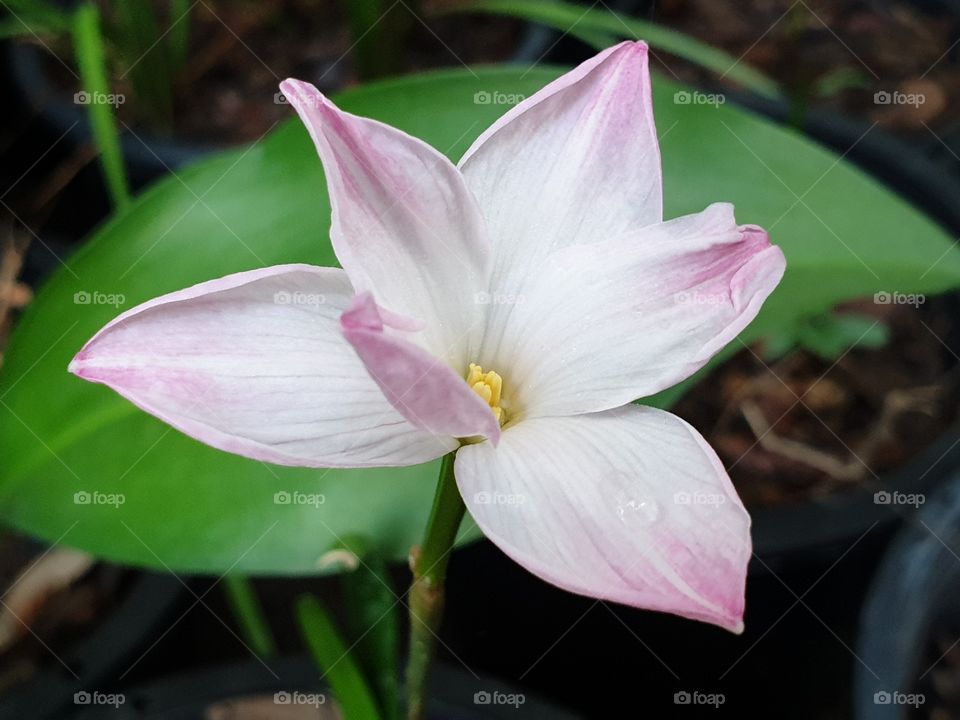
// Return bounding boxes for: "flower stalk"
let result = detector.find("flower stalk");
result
[405,452,465,720]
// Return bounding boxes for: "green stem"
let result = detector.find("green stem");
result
[405,452,464,720]
[223,575,277,658]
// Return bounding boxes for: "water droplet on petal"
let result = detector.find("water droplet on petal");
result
[616,493,660,526]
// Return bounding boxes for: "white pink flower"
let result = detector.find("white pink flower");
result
[70,42,785,632]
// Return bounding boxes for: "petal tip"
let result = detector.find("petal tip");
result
[621,39,649,55]
[340,292,382,333]
[605,39,650,66]
[726,227,786,312]
[279,77,312,95]
[67,353,84,378]
[278,78,330,114]
[67,346,98,381]
[716,612,746,635]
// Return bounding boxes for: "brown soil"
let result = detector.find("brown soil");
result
[0,533,124,692]
[654,0,960,133]
[672,297,960,509]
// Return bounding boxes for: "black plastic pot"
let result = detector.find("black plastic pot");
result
[68,656,580,720]
[0,570,185,720]
[855,469,960,719]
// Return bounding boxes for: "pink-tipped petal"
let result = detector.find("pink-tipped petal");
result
[341,293,501,444]
[459,41,662,296]
[456,404,750,633]
[480,203,785,418]
[280,79,490,365]
[69,265,455,467]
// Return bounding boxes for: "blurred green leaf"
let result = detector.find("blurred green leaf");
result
[813,66,871,99]
[167,0,192,71]
[296,594,383,720]
[446,0,781,98]
[0,19,33,38]
[1,0,72,36]
[1,67,959,573]
[764,312,889,362]
[339,0,392,80]
[113,0,175,132]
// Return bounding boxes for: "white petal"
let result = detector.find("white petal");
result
[70,265,455,467]
[281,80,491,366]
[480,203,785,418]
[459,41,661,300]
[456,405,750,632]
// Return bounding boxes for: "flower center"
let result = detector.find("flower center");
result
[466,363,505,425]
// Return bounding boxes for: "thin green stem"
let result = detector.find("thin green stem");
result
[223,575,277,659]
[405,452,464,720]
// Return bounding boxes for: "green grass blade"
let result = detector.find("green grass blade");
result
[446,0,780,98]
[223,575,277,659]
[72,3,131,210]
[338,0,394,80]
[296,594,383,720]
[325,537,400,720]
[167,0,192,70]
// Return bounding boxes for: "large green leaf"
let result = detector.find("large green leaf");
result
[2,67,958,574]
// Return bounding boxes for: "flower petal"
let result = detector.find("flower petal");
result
[456,404,750,632]
[480,203,785,419]
[69,265,455,467]
[459,41,661,296]
[280,79,490,366]
[341,292,501,445]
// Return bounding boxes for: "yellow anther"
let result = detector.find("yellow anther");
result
[467,363,505,424]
